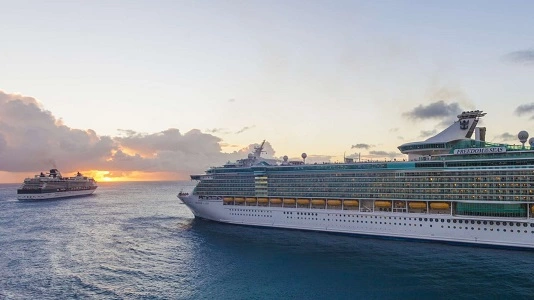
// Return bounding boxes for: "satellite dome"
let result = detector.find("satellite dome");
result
[518,131,529,144]
[248,153,254,159]
[529,137,534,147]
[301,153,307,159]
[283,155,288,162]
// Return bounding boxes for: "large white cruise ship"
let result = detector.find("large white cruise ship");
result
[17,169,98,200]
[179,110,534,249]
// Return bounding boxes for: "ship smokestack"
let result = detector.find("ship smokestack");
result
[475,127,486,141]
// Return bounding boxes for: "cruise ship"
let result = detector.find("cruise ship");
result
[178,110,534,249]
[17,169,98,200]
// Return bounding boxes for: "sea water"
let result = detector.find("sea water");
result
[1,181,534,299]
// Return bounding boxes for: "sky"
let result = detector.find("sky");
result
[1,0,534,183]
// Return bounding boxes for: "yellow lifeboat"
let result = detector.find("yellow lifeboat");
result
[283,198,296,205]
[245,197,256,203]
[270,198,282,204]
[327,199,342,206]
[531,206,534,214]
[234,197,245,203]
[311,199,326,206]
[258,198,269,204]
[343,200,359,206]
[408,202,426,209]
[223,197,233,203]
[374,201,391,208]
[297,198,310,205]
[430,202,450,210]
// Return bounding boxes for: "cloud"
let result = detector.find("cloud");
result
[403,101,462,120]
[205,128,230,134]
[494,132,516,142]
[236,125,256,134]
[503,49,534,65]
[514,103,534,119]
[0,91,117,172]
[419,129,437,138]
[0,90,276,178]
[287,154,333,164]
[351,143,373,150]
[367,150,403,159]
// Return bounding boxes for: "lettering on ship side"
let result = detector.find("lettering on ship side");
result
[453,147,506,155]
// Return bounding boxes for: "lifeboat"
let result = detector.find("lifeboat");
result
[408,202,426,209]
[343,200,359,206]
[297,198,310,205]
[270,198,282,204]
[223,197,233,203]
[258,198,269,204]
[283,198,296,205]
[245,197,256,203]
[531,205,534,214]
[374,201,391,208]
[234,197,245,203]
[327,199,342,206]
[430,202,450,210]
[311,199,326,206]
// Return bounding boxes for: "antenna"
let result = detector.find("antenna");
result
[253,140,266,158]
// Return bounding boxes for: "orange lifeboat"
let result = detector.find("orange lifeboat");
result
[327,199,342,206]
[312,199,326,206]
[270,198,282,204]
[430,202,450,210]
[284,198,296,205]
[223,197,233,203]
[245,197,256,203]
[408,202,426,209]
[234,197,245,203]
[343,200,359,206]
[258,198,268,204]
[374,201,391,208]
[297,198,310,205]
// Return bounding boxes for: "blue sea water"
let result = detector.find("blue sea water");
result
[1,181,534,299]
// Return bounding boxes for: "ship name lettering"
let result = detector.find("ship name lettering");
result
[453,147,506,155]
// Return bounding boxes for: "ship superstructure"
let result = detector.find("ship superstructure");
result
[17,169,98,200]
[179,111,534,249]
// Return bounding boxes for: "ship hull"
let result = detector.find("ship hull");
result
[179,194,534,249]
[17,188,97,200]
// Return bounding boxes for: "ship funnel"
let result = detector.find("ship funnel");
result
[475,127,486,141]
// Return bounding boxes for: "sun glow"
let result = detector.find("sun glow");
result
[79,170,188,182]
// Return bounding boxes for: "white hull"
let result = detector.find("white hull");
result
[17,189,96,200]
[179,195,534,249]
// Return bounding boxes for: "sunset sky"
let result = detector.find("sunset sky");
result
[1,0,534,183]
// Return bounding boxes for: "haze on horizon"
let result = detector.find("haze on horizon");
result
[1,0,534,183]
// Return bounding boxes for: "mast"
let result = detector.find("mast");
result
[254,140,266,158]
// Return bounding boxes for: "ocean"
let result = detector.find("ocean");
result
[1,181,534,299]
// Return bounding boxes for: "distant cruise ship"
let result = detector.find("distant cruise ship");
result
[179,110,534,249]
[17,169,98,200]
